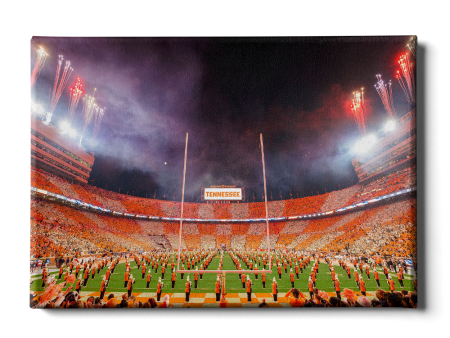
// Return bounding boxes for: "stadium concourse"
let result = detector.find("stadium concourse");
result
[30,166,417,308]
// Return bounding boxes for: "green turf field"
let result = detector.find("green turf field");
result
[30,252,415,295]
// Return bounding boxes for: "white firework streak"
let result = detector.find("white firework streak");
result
[31,46,47,87]
[93,107,106,139]
[374,74,396,118]
[396,54,415,104]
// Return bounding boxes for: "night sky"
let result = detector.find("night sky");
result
[30,36,414,201]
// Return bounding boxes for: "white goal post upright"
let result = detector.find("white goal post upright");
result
[176,133,272,275]
[176,132,188,272]
[260,133,272,269]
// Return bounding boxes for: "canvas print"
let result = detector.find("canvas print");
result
[30,36,417,308]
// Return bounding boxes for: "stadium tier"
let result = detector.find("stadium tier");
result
[31,115,95,184]
[352,109,416,184]
[31,166,416,258]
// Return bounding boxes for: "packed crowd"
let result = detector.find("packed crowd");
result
[31,165,417,258]
[31,195,416,258]
[348,166,416,205]
[32,165,415,222]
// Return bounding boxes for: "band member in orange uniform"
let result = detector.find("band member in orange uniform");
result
[289,268,295,288]
[171,269,176,289]
[215,276,221,301]
[142,264,146,279]
[146,270,152,289]
[397,270,404,288]
[156,277,163,301]
[100,277,106,300]
[388,276,395,293]
[310,269,316,288]
[334,276,341,300]
[374,269,380,287]
[308,277,314,299]
[261,272,266,289]
[272,277,278,302]
[246,276,253,302]
[194,267,199,289]
[359,275,366,296]
[185,276,192,302]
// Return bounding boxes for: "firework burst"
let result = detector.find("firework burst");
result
[45,55,73,125]
[93,106,106,140]
[396,53,415,104]
[350,88,366,135]
[68,78,83,121]
[407,36,417,57]
[31,46,48,88]
[80,89,97,145]
[375,74,396,118]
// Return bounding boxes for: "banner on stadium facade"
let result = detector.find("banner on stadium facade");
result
[203,187,243,200]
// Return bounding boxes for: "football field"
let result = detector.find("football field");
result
[31,252,415,306]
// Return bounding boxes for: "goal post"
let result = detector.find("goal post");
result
[176,133,272,274]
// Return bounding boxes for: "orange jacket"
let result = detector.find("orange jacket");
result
[215,281,221,293]
[246,280,252,292]
[360,280,366,292]
[388,279,395,291]
[334,280,340,292]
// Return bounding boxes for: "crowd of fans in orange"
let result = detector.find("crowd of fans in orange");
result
[31,166,417,259]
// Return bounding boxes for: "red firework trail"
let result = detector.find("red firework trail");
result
[31,46,47,87]
[46,55,73,124]
[396,53,415,104]
[68,78,83,121]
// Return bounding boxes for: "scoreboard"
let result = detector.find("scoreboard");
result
[201,186,245,201]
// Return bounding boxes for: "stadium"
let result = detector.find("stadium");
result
[30,36,417,308]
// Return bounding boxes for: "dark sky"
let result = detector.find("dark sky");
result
[30,36,414,201]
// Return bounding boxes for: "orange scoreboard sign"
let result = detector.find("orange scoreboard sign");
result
[202,187,244,201]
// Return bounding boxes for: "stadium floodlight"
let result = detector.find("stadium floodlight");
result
[68,128,77,138]
[352,134,378,155]
[59,120,71,134]
[384,119,397,133]
[59,119,77,138]
[60,120,71,133]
